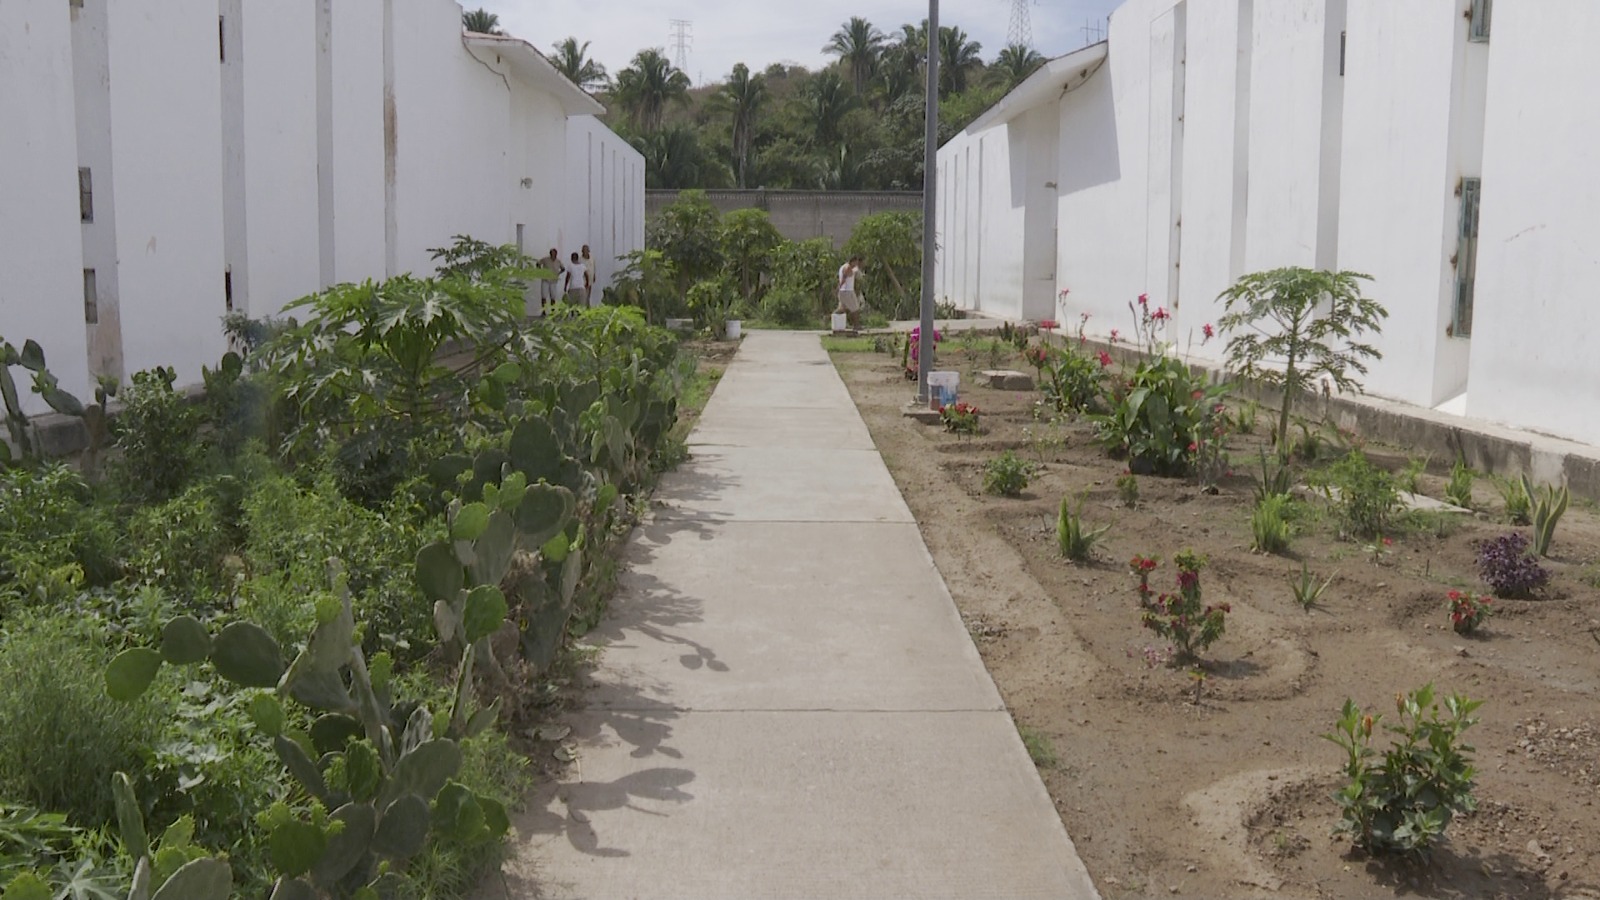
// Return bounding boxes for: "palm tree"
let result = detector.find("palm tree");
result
[937,26,984,97]
[823,17,886,96]
[875,21,928,106]
[991,43,1045,91]
[613,49,691,133]
[634,126,711,188]
[461,8,501,35]
[797,70,858,150]
[550,37,609,91]
[709,63,767,188]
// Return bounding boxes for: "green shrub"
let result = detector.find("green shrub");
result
[1523,475,1569,558]
[1314,451,1399,540]
[1251,494,1293,554]
[1092,356,1229,476]
[983,452,1033,498]
[0,617,163,826]
[757,285,816,327]
[1116,473,1139,508]
[1493,475,1531,525]
[1041,347,1105,414]
[124,481,234,601]
[1326,685,1481,855]
[770,238,843,317]
[113,366,200,504]
[0,465,119,608]
[1289,563,1334,611]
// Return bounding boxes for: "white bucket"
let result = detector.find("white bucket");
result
[927,371,959,410]
[725,320,742,340]
[831,312,849,332]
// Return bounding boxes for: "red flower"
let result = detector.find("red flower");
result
[1039,319,1059,330]
[1138,293,1149,307]
[1186,442,1198,453]
[1152,307,1169,321]
[1202,323,1215,341]
[1098,351,1113,368]
[1109,329,1121,343]
[1382,537,1394,546]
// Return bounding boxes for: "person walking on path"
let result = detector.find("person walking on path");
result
[836,255,864,329]
[538,248,562,315]
[581,244,597,306]
[564,252,589,306]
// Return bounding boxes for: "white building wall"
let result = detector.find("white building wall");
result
[240,0,322,312]
[562,114,645,297]
[1243,0,1338,271]
[1467,1,1600,447]
[71,0,124,383]
[105,0,228,386]
[0,0,91,412]
[1175,0,1250,361]
[1334,1,1460,408]
[390,0,509,276]
[1018,107,1060,321]
[331,0,387,285]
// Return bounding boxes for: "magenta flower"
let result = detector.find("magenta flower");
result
[1202,323,1215,341]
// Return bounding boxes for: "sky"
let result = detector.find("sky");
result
[476,0,1123,88]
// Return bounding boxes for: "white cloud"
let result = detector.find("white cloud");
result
[475,0,1121,88]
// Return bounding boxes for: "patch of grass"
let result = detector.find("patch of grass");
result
[1018,725,1058,769]
[821,335,876,353]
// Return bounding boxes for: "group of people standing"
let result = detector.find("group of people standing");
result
[538,245,596,313]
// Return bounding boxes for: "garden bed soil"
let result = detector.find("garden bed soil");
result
[832,343,1600,900]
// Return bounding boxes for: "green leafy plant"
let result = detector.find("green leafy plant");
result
[1289,563,1334,611]
[1444,461,1475,509]
[108,775,232,900]
[112,367,200,504]
[1057,495,1110,563]
[756,285,814,327]
[1398,455,1430,495]
[1041,346,1105,415]
[717,208,782,301]
[606,249,679,323]
[0,337,98,468]
[1492,475,1531,526]
[982,451,1032,498]
[1521,475,1569,557]
[1116,473,1139,508]
[1253,448,1294,505]
[1235,399,1258,435]
[647,190,724,298]
[842,211,921,320]
[1325,685,1481,856]
[1251,493,1293,554]
[685,277,738,332]
[1131,551,1229,663]
[1092,356,1229,477]
[1313,451,1399,541]
[1218,267,1388,453]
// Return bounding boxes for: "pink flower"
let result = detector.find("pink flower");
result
[1109,329,1121,343]
[1138,293,1149,307]
[1382,537,1394,547]
[1080,312,1090,322]
[1039,319,1058,330]
[1059,288,1072,299]
[1202,323,1215,341]
[1186,442,1198,453]
[1098,351,1113,368]
[1152,307,1169,322]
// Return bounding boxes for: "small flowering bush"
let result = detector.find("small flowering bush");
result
[904,326,943,379]
[1023,344,1051,377]
[1446,590,1493,635]
[1326,685,1481,856]
[1042,347,1105,414]
[1131,550,1229,663]
[1474,531,1550,599]
[1092,356,1229,476]
[940,402,982,436]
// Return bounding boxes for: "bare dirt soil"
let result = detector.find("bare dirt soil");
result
[833,341,1600,900]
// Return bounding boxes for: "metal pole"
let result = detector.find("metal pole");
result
[916,0,940,403]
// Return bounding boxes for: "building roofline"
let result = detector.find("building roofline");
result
[463,32,606,117]
[963,41,1109,135]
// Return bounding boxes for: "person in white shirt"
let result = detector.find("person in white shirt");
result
[581,244,597,306]
[836,255,864,329]
[564,252,588,305]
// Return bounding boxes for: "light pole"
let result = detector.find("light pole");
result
[916,0,939,403]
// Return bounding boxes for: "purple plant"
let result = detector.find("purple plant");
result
[1475,532,1550,599]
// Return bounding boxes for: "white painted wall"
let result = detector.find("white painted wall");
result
[105,1,229,387]
[1467,1,1600,447]
[71,0,124,383]
[1175,0,1249,360]
[1334,0,1459,408]
[563,115,645,296]
[331,0,387,285]
[390,0,509,276]
[1243,0,1339,271]
[0,0,91,412]
[240,0,323,312]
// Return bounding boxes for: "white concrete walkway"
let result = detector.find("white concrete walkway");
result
[482,331,1099,899]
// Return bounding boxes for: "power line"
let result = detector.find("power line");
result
[1007,0,1033,50]
[1080,17,1106,46]
[668,19,692,73]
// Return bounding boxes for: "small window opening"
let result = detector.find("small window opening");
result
[1339,32,1347,76]
[224,268,234,312]
[1453,178,1481,337]
[1469,0,1491,42]
[219,16,226,62]
[78,167,93,223]
[83,270,98,324]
